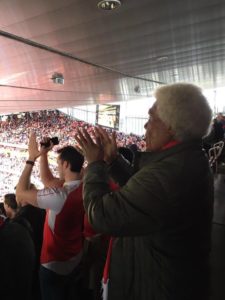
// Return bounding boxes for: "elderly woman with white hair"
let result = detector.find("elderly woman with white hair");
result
[75,83,213,300]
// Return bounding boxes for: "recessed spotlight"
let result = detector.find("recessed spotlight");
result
[97,0,121,11]
[51,72,64,84]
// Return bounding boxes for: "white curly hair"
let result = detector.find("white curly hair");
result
[155,83,212,141]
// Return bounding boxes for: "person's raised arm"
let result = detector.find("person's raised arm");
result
[39,138,63,188]
[16,132,39,207]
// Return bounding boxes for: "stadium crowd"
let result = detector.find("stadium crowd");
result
[0,110,145,200]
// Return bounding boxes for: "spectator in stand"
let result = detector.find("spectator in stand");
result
[217,112,225,133]
[128,143,138,154]
[16,133,85,300]
[75,83,213,300]
[212,118,224,141]
[203,118,224,153]
[0,202,6,226]
[16,183,45,260]
[0,200,35,300]
[3,193,18,219]
[15,183,46,300]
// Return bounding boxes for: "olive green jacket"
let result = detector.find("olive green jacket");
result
[83,141,213,300]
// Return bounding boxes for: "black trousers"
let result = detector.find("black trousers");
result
[39,264,83,300]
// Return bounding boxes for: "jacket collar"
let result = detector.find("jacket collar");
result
[138,139,203,166]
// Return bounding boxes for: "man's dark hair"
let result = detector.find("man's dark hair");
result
[128,143,138,153]
[57,146,84,173]
[4,193,17,210]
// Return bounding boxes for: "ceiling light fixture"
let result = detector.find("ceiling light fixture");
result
[97,0,121,11]
[51,72,64,84]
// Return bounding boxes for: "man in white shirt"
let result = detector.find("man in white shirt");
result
[16,132,85,300]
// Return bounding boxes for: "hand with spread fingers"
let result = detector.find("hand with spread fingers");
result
[94,127,118,164]
[75,127,104,164]
[28,131,41,161]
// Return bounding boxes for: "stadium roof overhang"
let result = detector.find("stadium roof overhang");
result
[0,0,225,114]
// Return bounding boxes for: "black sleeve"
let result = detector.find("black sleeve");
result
[107,154,135,186]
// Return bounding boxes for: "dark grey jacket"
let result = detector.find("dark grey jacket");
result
[83,141,214,300]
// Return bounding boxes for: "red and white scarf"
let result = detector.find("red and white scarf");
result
[102,237,114,300]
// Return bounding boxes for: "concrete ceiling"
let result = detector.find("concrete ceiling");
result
[0,0,225,114]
